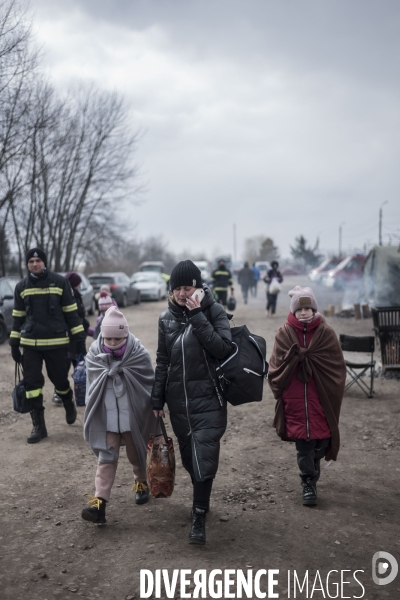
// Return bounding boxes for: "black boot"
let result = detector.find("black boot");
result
[81,496,107,524]
[301,477,317,506]
[38,409,48,438]
[133,481,150,505]
[27,409,47,444]
[189,507,206,545]
[62,392,77,425]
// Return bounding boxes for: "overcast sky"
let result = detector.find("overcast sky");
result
[30,0,400,261]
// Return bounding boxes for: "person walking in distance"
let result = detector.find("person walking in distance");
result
[152,260,232,545]
[9,248,86,443]
[251,263,260,297]
[210,258,234,308]
[52,271,89,405]
[268,286,346,506]
[264,260,283,317]
[82,307,157,524]
[87,291,116,341]
[238,262,255,305]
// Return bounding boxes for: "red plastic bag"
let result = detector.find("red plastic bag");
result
[146,418,175,498]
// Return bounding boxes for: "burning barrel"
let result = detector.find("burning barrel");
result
[371,306,400,375]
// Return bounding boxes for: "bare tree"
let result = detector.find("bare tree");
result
[290,235,323,268]
[0,0,37,179]
[244,235,264,264]
[9,84,141,272]
[244,235,279,264]
[85,234,178,276]
[0,3,142,276]
[259,237,279,262]
[0,1,39,274]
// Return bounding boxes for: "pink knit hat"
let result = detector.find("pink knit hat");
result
[98,290,113,312]
[101,306,129,338]
[288,286,318,314]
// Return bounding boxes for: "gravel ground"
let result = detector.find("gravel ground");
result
[0,276,399,599]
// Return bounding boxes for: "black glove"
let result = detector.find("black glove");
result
[76,340,87,356]
[11,346,22,364]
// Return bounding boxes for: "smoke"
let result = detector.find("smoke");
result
[361,266,400,307]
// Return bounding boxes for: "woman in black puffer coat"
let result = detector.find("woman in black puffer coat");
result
[152,260,232,545]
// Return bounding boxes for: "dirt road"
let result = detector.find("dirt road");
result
[1,276,399,599]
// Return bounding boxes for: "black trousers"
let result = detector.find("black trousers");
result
[215,290,228,306]
[241,285,250,304]
[295,438,331,482]
[266,292,278,314]
[178,438,215,510]
[22,347,72,410]
[193,479,213,511]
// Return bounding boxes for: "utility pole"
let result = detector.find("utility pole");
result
[379,201,388,246]
[339,221,345,258]
[233,223,237,262]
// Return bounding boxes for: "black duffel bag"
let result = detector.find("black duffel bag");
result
[215,324,268,406]
[12,363,33,414]
[227,296,236,311]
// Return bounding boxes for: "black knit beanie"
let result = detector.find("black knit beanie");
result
[169,260,202,291]
[26,247,47,266]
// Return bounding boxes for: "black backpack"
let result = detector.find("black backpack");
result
[215,325,268,406]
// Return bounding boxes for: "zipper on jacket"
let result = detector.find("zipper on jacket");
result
[117,397,121,433]
[303,326,310,441]
[165,364,171,394]
[203,349,223,406]
[181,326,202,479]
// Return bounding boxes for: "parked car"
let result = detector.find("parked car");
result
[193,261,211,283]
[88,272,140,307]
[139,261,170,283]
[139,261,163,273]
[59,272,95,315]
[281,267,302,276]
[308,257,341,283]
[130,272,167,301]
[255,261,271,279]
[323,254,366,289]
[0,277,16,344]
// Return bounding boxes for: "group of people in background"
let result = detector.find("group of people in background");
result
[237,260,283,315]
[210,256,284,315]
[9,250,346,546]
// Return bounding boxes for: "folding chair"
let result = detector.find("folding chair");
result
[339,334,375,398]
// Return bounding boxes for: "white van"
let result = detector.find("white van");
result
[193,261,211,283]
[255,261,271,279]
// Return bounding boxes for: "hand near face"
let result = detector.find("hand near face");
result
[185,294,201,311]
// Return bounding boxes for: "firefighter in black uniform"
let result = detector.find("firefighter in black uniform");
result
[210,259,234,307]
[9,248,86,443]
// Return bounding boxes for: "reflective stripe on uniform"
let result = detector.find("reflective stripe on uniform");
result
[20,337,70,347]
[20,287,63,298]
[212,270,231,277]
[12,309,27,318]
[70,324,84,335]
[55,387,72,395]
[26,388,43,399]
[10,331,21,339]
[213,287,229,291]
[62,303,78,313]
